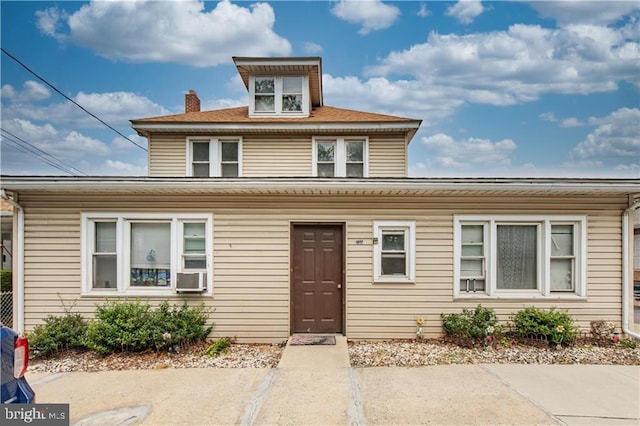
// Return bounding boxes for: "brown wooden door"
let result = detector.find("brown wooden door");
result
[291,224,343,334]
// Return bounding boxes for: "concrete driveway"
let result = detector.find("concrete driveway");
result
[27,337,640,425]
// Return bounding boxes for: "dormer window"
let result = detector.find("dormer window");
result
[255,77,275,112]
[282,76,303,112]
[249,75,309,117]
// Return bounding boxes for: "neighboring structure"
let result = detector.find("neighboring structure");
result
[1,57,639,342]
[634,210,640,301]
[0,199,12,271]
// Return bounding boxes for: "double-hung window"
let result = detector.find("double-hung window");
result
[187,137,241,177]
[250,75,308,116]
[454,215,586,298]
[313,137,368,177]
[373,221,416,283]
[92,221,117,289]
[82,213,213,295]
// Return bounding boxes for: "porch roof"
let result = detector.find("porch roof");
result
[2,176,638,198]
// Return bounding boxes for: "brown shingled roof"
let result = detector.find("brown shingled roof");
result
[131,105,419,124]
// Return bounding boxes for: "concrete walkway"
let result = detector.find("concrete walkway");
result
[26,336,640,425]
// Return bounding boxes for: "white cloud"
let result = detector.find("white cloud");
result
[367,23,640,105]
[303,42,323,54]
[36,0,291,67]
[331,0,401,35]
[1,81,51,102]
[2,88,169,128]
[419,132,517,170]
[446,1,485,24]
[105,159,147,175]
[417,3,430,18]
[539,112,557,123]
[323,74,463,123]
[2,118,110,161]
[529,1,640,26]
[559,117,584,128]
[35,6,68,38]
[571,107,640,161]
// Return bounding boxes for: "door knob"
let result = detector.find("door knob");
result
[337,284,342,289]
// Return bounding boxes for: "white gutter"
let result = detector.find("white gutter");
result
[131,121,421,132]
[1,177,638,195]
[622,199,640,340]
[0,189,24,333]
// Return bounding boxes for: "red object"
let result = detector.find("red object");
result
[612,335,620,343]
[486,335,494,342]
[14,336,29,378]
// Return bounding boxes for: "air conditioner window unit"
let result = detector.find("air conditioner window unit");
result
[176,272,207,292]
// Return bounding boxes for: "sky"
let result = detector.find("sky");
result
[0,0,638,178]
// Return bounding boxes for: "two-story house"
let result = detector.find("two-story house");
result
[2,56,639,341]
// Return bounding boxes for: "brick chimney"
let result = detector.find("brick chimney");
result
[185,90,200,113]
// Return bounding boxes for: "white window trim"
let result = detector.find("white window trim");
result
[248,75,310,117]
[373,221,416,284]
[81,213,213,297]
[312,137,369,177]
[453,215,587,299]
[185,137,242,177]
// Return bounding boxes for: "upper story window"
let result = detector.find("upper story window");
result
[313,137,368,178]
[249,75,309,117]
[454,215,587,299]
[186,137,242,177]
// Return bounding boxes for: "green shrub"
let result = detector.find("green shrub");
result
[85,300,213,355]
[154,301,213,350]
[28,312,88,357]
[85,300,156,354]
[511,306,578,347]
[0,270,12,292]
[441,305,502,347]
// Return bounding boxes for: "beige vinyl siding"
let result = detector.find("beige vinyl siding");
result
[148,134,186,176]
[18,193,627,343]
[148,132,406,177]
[368,134,407,177]
[243,135,312,177]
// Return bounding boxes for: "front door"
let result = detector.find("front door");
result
[291,224,343,334]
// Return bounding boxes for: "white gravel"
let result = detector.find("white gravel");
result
[29,339,640,373]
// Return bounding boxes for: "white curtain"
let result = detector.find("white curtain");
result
[131,223,170,268]
[497,225,537,289]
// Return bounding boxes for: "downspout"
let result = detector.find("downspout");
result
[0,189,24,333]
[622,199,640,340]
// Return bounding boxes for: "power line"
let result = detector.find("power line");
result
[1,128,88,176]
[1,47,147,152]
[1,128,88,175]
[3,138,76,175]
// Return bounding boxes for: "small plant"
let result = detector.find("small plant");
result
[415,315,426,339]
[28,312,88,357]
[441,305,502,347]
[0,270,12,292]
[203,337,231,357]
[511,306,578,348]
[619,338,637,349]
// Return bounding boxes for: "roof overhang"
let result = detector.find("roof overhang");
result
[2,177,638,198]
[233,56,323,107]
[131,121,421,140]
